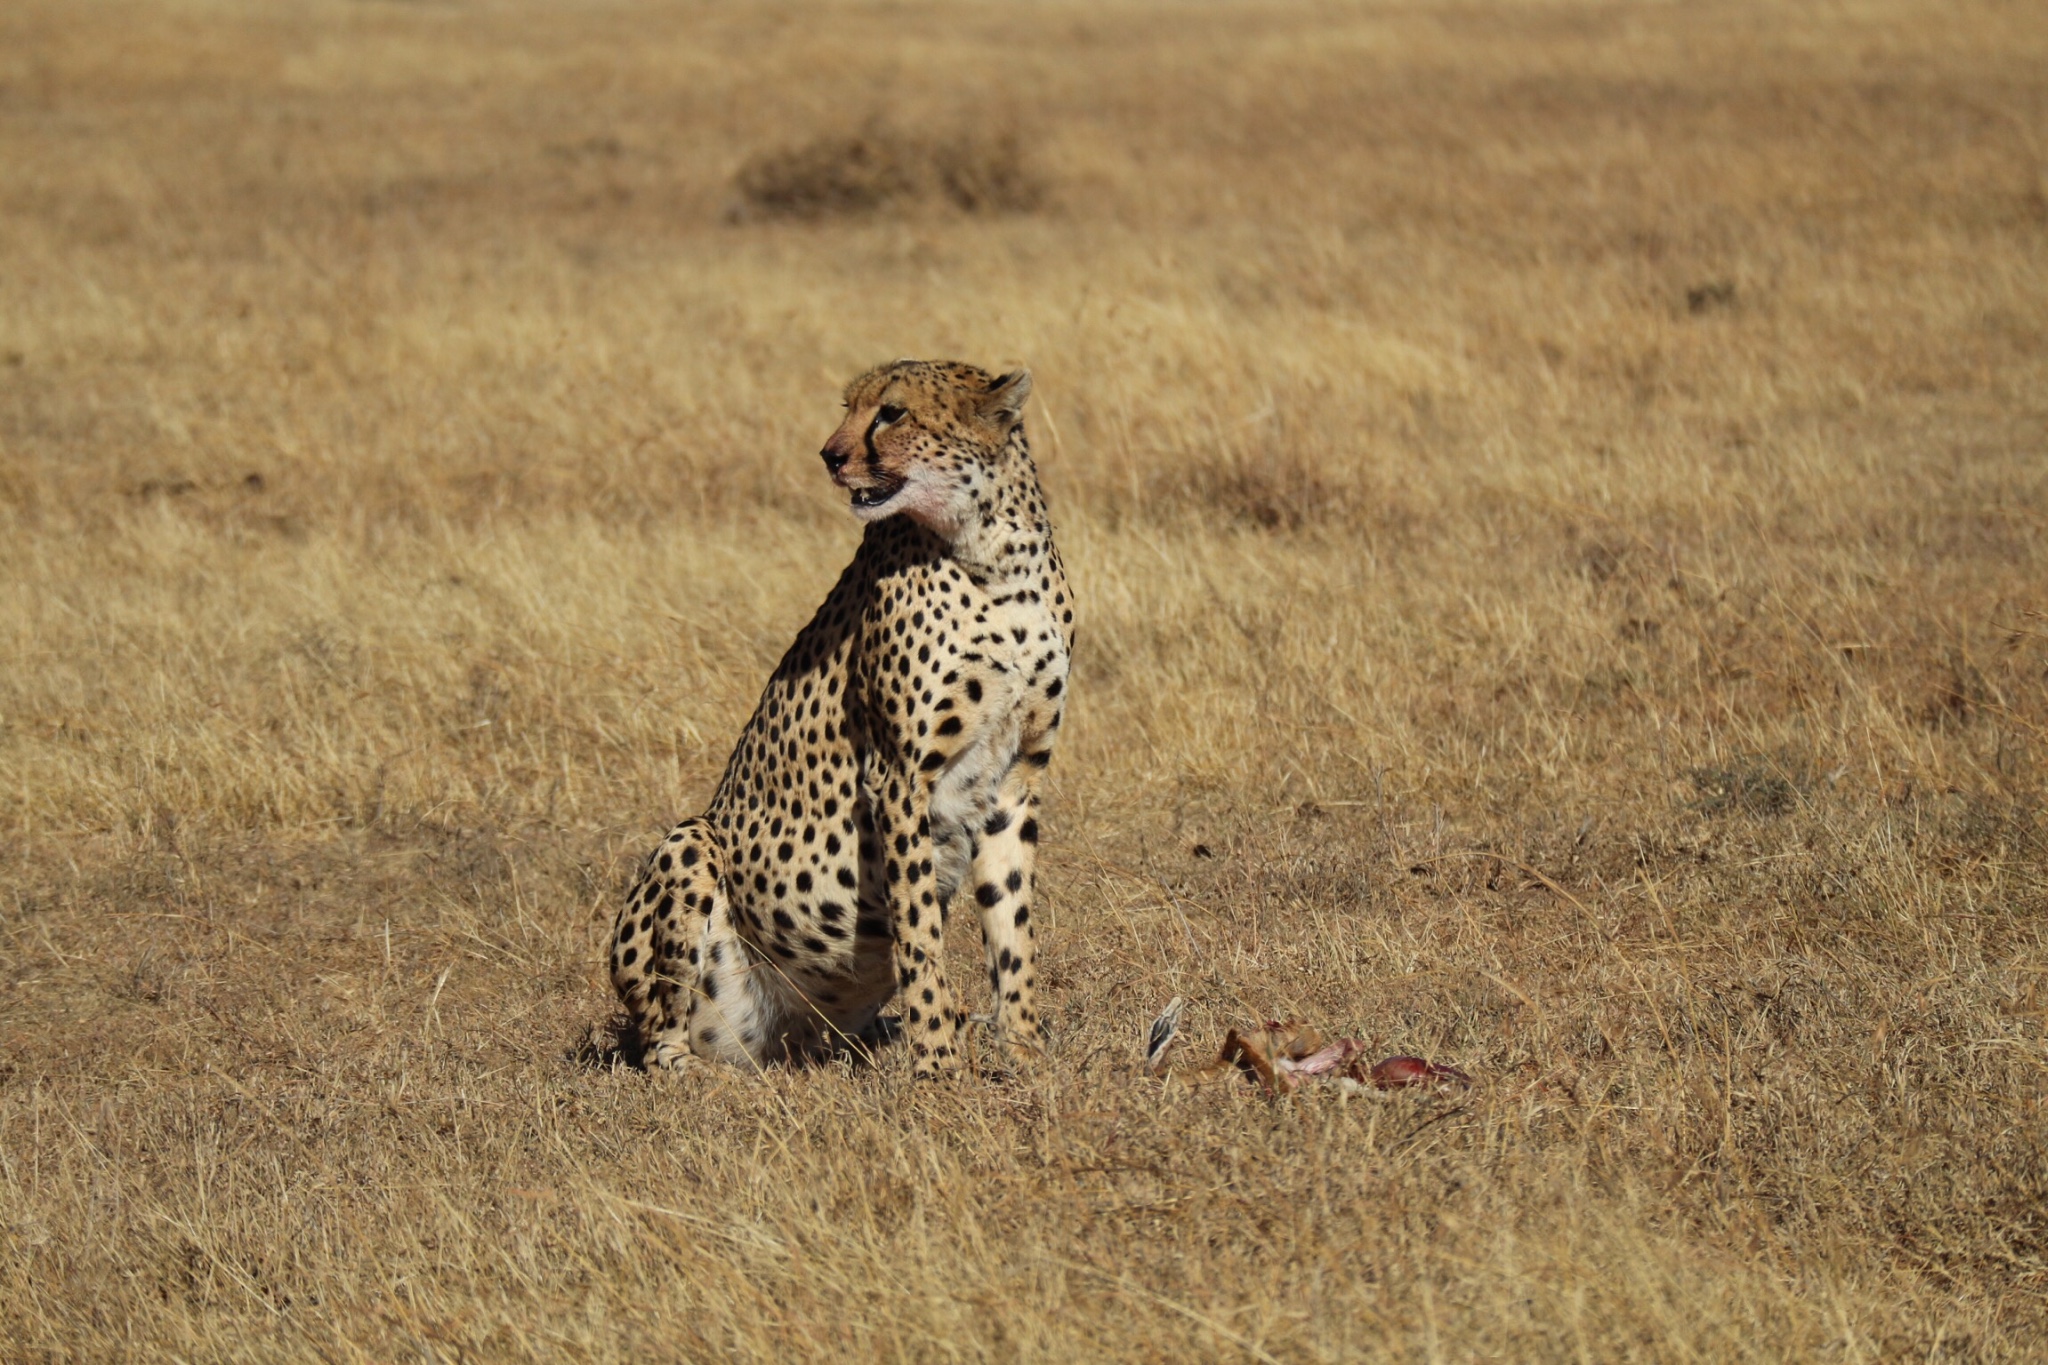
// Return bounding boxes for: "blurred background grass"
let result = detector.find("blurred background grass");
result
[2,1,2045,1359]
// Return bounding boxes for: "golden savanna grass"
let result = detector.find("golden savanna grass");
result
[3,0,2046,1358]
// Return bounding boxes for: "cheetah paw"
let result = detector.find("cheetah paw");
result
[647,1041,703,1076]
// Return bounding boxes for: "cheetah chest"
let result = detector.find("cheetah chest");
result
[923,595,1068,904]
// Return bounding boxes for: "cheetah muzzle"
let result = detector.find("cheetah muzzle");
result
[609,360,1074,1080]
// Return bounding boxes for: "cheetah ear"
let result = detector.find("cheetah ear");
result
[979,369,1032,424]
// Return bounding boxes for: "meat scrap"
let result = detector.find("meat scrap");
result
[1142,999,1472,1097]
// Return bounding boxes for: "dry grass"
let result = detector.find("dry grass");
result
[3,0,2047,1359]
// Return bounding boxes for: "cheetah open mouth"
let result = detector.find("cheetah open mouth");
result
[848,478,906,511]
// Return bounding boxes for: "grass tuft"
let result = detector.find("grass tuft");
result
[734,124,1043,220]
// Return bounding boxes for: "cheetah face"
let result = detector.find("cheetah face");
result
[819,361,1031,540]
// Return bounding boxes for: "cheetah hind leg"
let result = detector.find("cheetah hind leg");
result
[610,818,721,1073]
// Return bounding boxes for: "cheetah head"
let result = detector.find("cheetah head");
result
[819,360,1032,541]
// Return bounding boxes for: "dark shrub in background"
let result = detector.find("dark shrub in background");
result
[733,123,1043,220]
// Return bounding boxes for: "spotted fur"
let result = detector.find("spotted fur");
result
[609,360,1074,1078]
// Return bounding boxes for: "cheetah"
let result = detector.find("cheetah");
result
[609,360,1073,1079]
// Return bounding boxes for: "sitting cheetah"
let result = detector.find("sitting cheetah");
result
[609,360,1073,1078]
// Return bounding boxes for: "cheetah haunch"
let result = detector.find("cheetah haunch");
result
[610,361,1073,1079]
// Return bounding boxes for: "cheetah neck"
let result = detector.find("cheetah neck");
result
[946,432,1056,584]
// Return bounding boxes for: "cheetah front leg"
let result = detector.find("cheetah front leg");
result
[876,771,965,1078]
[970,752,1049,1066]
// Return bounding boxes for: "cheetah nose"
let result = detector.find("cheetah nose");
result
[820,446,850,476]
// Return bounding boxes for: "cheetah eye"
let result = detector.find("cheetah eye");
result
[876,403,907,426]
